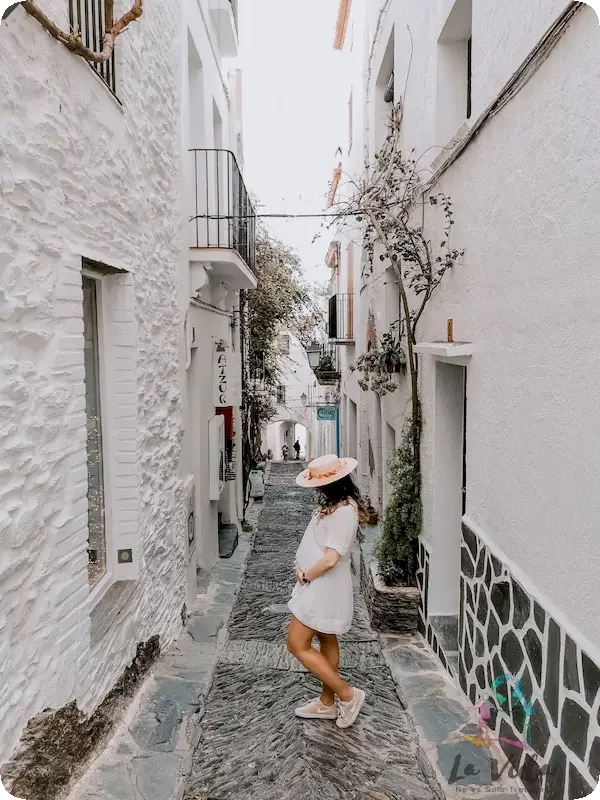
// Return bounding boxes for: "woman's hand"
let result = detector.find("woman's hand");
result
[295,568,304,583]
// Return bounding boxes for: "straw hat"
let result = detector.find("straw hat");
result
[296,454,358,489]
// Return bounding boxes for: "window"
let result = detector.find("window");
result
[436,0,473,144]
[277,384,286,405]
[279,335,290,354]
[83,275,107,587]
[69,0,116,93]
[374,31,395,152]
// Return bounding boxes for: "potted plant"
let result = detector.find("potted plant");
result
[314,353,340,386]
[349,330,406,396]
[364,498,378,526]
[360,422,421,635]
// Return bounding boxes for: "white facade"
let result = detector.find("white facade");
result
[265,332,338,462]
[179,0,255,576]
[0,0,252,772]
[333,0,600,792]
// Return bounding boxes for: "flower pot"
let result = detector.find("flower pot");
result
[366,510,378,525]
[364,560,420,634]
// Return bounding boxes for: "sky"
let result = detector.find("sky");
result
[238,0,348,284]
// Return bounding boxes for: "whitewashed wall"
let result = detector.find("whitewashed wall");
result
[0,1,187,765]
[179,0,246,570]
[344,2,600,787]
[397,1,600,648]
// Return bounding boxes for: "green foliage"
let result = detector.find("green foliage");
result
[242,226,326,488]
[349,329,406,396]
[376,420,422,586]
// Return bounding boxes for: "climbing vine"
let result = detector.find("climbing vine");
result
[328,101,464,583]
[240,226,326,516]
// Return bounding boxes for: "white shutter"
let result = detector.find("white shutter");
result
[209,415,225,500]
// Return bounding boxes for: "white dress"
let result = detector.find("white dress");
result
[288,502,359,635]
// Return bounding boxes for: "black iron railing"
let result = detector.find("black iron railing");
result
[69,0,116,94]
[328,293,355,342]
[190,149,256,274]
[314,344,341,386]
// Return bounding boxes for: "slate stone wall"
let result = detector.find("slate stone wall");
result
[416,540,459,681]
[459,522,599,799]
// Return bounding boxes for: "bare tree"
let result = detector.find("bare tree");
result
[330,102,463,461]
[21,0,142,63]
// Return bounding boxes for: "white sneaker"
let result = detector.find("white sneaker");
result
[336,688,366,729]
[295,698,338,720]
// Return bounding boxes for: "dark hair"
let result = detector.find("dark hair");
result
[316,475,369,526]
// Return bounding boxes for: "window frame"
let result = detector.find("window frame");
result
[466,36,473,120]
[82,267,115,601]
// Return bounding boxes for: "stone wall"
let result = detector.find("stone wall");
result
[0,1,187,766]
[459,521,599,798]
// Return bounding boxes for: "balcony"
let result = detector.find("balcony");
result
[190,149,256,290]
[209,0,238,57]
[313,345,341,387]
[328,293,355,344]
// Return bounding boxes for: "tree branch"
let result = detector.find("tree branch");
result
[21,0,143,64]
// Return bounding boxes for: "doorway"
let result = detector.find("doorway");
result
[428,361,467,616]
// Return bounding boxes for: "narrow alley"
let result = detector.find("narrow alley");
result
[68,463,451,800]
[183,462,435,800]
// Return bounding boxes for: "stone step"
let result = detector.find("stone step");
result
[429,614,459,656]
[447,653,459,675]
[218,524,239,559]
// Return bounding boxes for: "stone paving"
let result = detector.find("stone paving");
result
[183,463,440,800]
[67,504,257,800]
[68,462,521,800]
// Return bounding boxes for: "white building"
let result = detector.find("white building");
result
[0,0,253,781]
[265,332,338,462]
[332,0,600,793]
[180,0,256,577]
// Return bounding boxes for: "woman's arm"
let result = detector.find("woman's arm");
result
[295,548,340,583]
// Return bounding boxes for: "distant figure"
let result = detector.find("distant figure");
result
[294,440,301,460]
[282,444,289,462]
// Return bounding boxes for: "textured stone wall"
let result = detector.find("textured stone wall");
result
[459,522,599,799]
[0,1,187,765]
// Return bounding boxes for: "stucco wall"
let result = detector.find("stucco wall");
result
[0,1,187,764]
[353,0,600,652]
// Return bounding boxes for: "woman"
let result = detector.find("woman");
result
[287,454,369,729]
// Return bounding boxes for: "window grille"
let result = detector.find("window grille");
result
[69,0,116,94]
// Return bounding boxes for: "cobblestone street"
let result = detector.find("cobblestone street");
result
[183,463,438,800]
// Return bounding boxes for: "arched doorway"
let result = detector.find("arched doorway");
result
[266,418,312,462]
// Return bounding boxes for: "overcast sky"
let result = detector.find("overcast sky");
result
[238,0,347,284]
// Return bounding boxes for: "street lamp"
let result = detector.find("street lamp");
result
[0,0,21,19]
[306,341,321,370]
[301,392,307,407]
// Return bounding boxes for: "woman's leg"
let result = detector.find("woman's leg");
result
[316,633,340,706]
[287,616,352,702]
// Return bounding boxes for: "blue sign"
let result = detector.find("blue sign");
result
[317,406,337,422]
